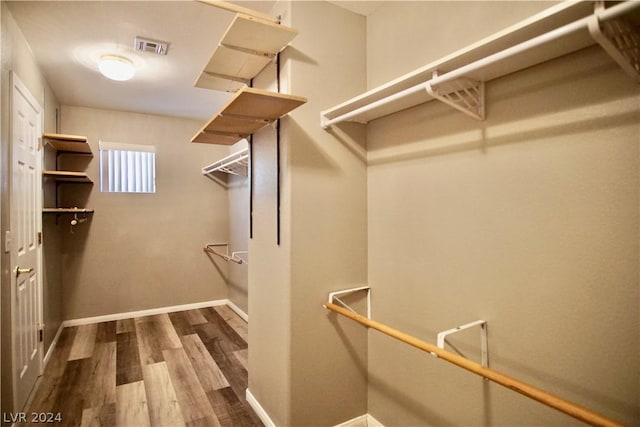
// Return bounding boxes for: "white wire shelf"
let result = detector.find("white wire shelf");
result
[320,0,640,127]
[202,148,249,176]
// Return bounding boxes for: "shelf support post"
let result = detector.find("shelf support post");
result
[425,70,485,121]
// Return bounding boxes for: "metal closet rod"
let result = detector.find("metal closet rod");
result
[323,302,624,427]
[322,0,640,128]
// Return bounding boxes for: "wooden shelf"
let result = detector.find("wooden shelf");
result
[43,208,94,214]
[321,1,640,126]
[195,13,298,92]
[192,87,307,145]
[43,170,93,183]
[43,133,92,155]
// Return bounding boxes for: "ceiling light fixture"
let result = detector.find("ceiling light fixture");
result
[98,55,135,81]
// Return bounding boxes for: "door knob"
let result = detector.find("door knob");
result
[15,267,34,277]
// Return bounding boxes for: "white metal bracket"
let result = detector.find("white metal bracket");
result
[327,286,371,319]
[426,71,485,120]
[434,319,488,368]
[589,2,640,83]
[204,243,248,265]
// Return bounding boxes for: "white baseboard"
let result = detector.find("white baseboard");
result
[334,414,384,427]
[334,415,368,427]
[62,299,231,327]
[246,388,276,427]
[43,322,64,366]
[226,299,248,322]
[366,414,384,427]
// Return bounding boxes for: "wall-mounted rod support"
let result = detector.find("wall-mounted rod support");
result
[323,302,624,427]
[203,243,248,265]
[327,286,371,319]
[436,319,488,368]
[230,250,249,264]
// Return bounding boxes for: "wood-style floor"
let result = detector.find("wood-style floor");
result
[22,305,263,427]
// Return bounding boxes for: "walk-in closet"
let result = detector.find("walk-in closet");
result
[1,1,638,426]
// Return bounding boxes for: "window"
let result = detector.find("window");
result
[99,141,156,193]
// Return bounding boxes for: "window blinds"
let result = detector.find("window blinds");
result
[99,141,156,193]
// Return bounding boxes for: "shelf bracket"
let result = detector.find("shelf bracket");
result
[326,286,371,319]
[204,243,248,265]
[588,2,640,83]
[426,71,485,120]
[431,320,488,368]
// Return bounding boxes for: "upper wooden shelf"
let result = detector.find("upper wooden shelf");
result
[195,13,298,92]
[43,170,93,183]
[43,133,92,155]
[321,1,640,127]
[192,87,307,145]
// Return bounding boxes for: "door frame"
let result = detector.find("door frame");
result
[9,70,44,411]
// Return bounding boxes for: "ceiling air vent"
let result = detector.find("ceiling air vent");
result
[134,36,169,55]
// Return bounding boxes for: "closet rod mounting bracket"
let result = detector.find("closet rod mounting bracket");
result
[434,319,488,368]
[326,286,371,319]
[588,2,640,83]
[426,71,485,121]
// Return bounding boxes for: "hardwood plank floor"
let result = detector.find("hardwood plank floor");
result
[23,306,262,427]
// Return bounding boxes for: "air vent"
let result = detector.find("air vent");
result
[134,36,169,55]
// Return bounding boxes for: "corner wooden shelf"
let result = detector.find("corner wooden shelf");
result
[195,13,298,92]
[42,170,93,183]
[43,133,92,155]
[42,132,94,222]
[191,86,307,145]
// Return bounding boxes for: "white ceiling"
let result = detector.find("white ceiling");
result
[6,1,278,121]
[7,1,381,122]
[329,1,382,16]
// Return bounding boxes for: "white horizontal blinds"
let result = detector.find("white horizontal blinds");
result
[99,141,156,193]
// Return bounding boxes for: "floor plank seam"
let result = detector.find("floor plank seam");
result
[23,305,261,427]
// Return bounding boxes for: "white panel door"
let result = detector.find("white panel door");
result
[10,72,42,411]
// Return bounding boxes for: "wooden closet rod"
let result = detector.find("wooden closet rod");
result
[203,246,243,264]
[323,302,624,427]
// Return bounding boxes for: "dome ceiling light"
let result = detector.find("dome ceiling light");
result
[98,54,135,81]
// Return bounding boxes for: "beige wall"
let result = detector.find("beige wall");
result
[1,2,59,414]
[366,1,557,88]
[365,2,639,426]
[247,1,292,421]
[288,2,368,425]
[227,140,250,314]
[248,1,368,425]
[58,106,231,320]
